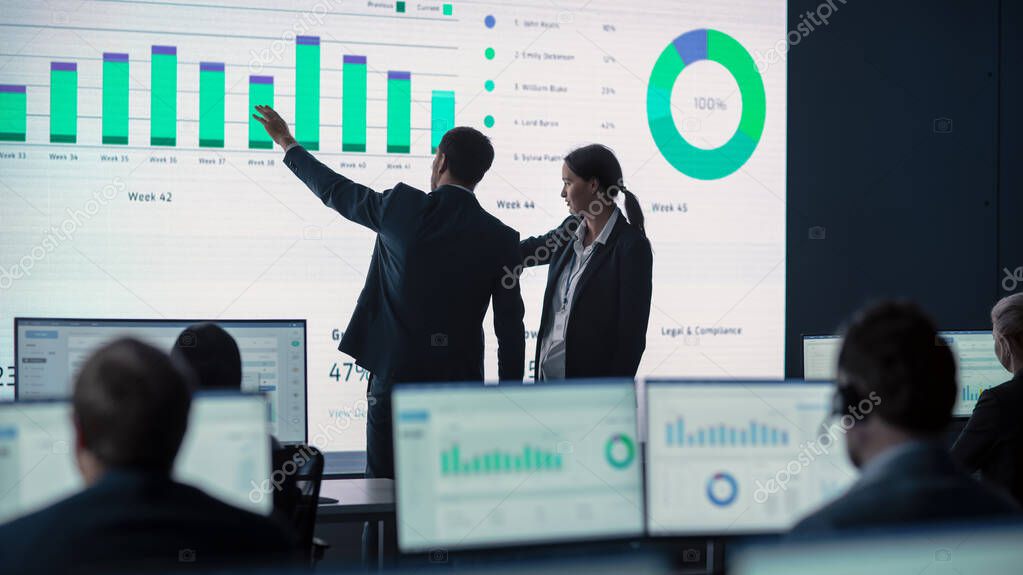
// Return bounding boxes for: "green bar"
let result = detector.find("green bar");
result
[50,65,77,143]
[150,46,177,146]
[524,446,532,470]
[102,54,129,145]
[431,90,454,153]
[386,72,411,154]
[296,37,320,150]
[0,87,26,142]
[199,64,225,148]
[248,76,274,149]
[342,57,367,152]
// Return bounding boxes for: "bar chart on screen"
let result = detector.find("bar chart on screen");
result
[0,3,462,156]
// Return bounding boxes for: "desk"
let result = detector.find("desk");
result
[317,478,395,568]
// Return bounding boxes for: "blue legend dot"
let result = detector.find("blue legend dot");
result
[485,15,496,28]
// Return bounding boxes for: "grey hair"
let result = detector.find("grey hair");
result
[992,293,1023,340]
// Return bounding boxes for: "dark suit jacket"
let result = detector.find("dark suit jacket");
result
[790,442,1018,536]
[520,213,652,381]
[952,374,1023,503]
[284,146,525,386]
[0,469,297,574]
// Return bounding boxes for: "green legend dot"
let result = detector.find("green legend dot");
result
[485,47,495,60]
[396,1,405,13]
[443,3,452,15]
[484,80,495,91]
[484,115,495,128]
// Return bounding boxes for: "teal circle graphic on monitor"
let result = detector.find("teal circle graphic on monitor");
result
[605,434,636,469]
[647,29,766,180]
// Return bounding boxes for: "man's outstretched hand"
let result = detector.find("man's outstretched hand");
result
[252,105,297,150]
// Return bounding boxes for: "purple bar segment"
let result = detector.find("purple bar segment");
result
[673,28,707,65]
[151,45,177,55]
[296,35,320,45]
[249,75,273,84]
[51,62,77,71]
[0,85,26,93]
[344,55,367,64]
[103,52,129,62]
[200,62,225,72]
[388,71,411,80]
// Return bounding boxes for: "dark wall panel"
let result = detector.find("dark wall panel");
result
[786,0,1007,375]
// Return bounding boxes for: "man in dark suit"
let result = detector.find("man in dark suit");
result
[790,302,1018,535]
[952,293,1023,504]
[253,105,525,481]
[0,338,296,573]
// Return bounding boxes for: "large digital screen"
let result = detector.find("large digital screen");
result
[0,1,787,459]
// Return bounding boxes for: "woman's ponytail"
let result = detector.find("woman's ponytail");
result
[619,186,645,238]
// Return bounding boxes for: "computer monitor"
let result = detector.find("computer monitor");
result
[940,331,1012,417]
[0,393,272,523]
[14,318,307,443]
[392,380,644,553]
[645,380,859,536]
[802,335,842,381]
[802,331,1011,417]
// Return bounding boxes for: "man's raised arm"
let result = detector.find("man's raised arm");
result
[253,105,391,233]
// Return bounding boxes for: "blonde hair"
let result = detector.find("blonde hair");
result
[992,293,1023,342]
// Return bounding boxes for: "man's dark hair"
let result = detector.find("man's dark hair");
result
[73,338,194,473]
[838,301,956,433]
[437,126,494,187]
[171,323,242,390]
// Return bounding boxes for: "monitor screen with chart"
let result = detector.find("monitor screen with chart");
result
[14,318,306,443]
[392,380,643,552]
[645,379,858,535]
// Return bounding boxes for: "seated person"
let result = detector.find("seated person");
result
[0,338,296,573]
[172,324,303,521]
[953,293,1023,504]
[791,301,1018,534]
[170,322,242,390]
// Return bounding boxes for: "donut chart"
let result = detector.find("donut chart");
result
[605,434,636,469]
[647,29,766,180]
[705,471,739,507]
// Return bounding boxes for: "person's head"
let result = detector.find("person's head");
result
[835,301,956,468]
[431,127,494,191]
[171,322,242,390]
[72,338,194,484]
[562,144,645,236]
[992,293,1023,375]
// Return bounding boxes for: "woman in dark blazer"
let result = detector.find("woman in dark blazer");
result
[519,144,653,381]
[952,293,1023,504]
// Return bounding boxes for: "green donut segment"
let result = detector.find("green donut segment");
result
[707,29,766,143]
